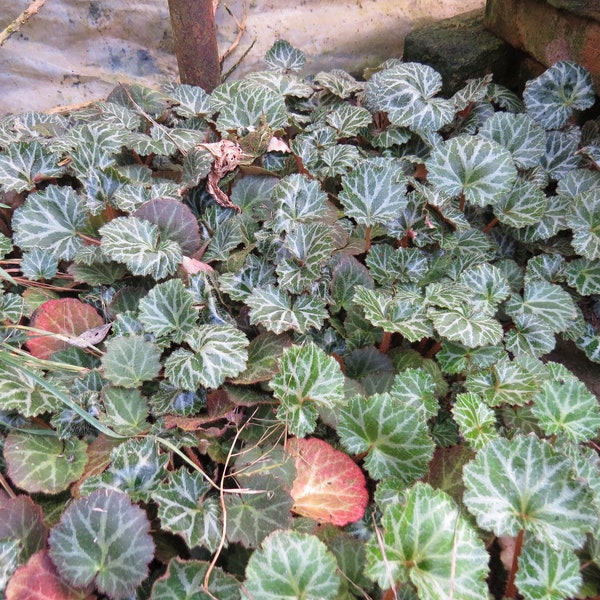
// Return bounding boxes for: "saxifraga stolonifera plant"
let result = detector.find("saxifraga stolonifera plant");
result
[0,40,599,599]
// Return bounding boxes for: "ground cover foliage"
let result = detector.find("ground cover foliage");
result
[0,41,599,599]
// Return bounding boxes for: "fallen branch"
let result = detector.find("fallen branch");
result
[0,0,47,47]
[219,2,248,66]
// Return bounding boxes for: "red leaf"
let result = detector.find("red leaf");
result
[0,496,48,561]
[287,437,368,526]
[6,550,95,600]
[26,298,104,359]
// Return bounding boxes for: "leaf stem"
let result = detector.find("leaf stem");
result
[365,226,372,253]
[459,192,466,212]
[504,529,525,599]
[482,216,499,233]
[379,331,392,354]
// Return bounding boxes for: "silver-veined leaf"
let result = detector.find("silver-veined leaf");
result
[66,122,125,175]
[557,168,600,199]
[4,431,87,494]
[234,332,292,385]
[0,141,63,192]
[504,313,556,358]
[463,435,597,549]
[428,305,503,348]
[101,385,148,435]
[138,279,197,343]
[326,104,372,137]
[12,185,87,260]
[532,372,600,443]
[100,216,182,279]
[494,179,547,228]
[567,189,600,260]
[543,129,581,181]
[264,40,306,72]
[269,341,345,437]
[338,393,434,482]
[101,335,162,388]
[457,263,511,311]
[162,82,212,117]
[523,61,595,130]
[318,143,361,177]
[330,254,374,311]
[246,285,327,334]
[364,63,455,131]
[479,112,546,169]
[565,257,600,295]
[436,341,504,375]
[390,368,438,419]
[48,490,154,598]
[152,468,222,552]
[314,69,363,98]
[0,363,61,417]
[365,483,489,600]
[452,392,499,449]
[339,158,408,226]
[164,324,248,391]
[243,530,340,600]
[366,244,429,285]
[219,255,276,302]
[515,541,581,600]
[426,135,517,208]
[20,248,59,281]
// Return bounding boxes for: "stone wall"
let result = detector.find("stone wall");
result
[0,0,484,114]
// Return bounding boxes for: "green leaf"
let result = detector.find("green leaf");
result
[101,335,162,388]
[504,313,557,358]
[542,129,581,181]
[152,468,221,552]
[339,158,408,226]
[20,248,58,281]
[163,82,212,117]
[264,40,306,72]
[12,185,87,260]
[426,135,517,207]
[243,530,340,600]
[428,305,503,348]
[366,245,429,285]
[567,189,600,260]
[452,392,499,449]
[463,436,598,549]
[436,341,504,375]
[532,373,600,443]
[457,262,511,311]
[101,386,148,435]
[269,342,345,437]
[565,257,600,295]
[315,69,363,98]
[220,255,276,302]
[479,112,546,169]
[150,558,240,600]
[365,483,489,600]
[48,489,154,598]
[0,495,49,561]
[225,476,293,548]
[330,254,374,311]
[246,285,327,334]
[0,363,60,417]
[390,368,438,419]
[234,332,292,384]
[270,173,328,233]
[0,539,19,591]
[326,104,372,137]
[364,63,454,131]
[276,223,333,293]
[338,393,434,482]
[515,541,581,600]
[0,141,63,192]
[164,324,248,390]
[100,216,182,279]
[3,431,87,494]
[138,279,197,343]
[524,61,595,129]
[494,179,547,228]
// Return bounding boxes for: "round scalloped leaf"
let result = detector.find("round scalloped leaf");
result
[426,135,517,208]
[463,436,597,550]
[163,82,212,117]
[264,40,306,72]
[0,141,63,192]
[269,342,345,438]
[479,112,546,169]
[523,61,595,130]
[428,305,503,349]
[6,549,93,600]
[26,298,103,360]
[338,392,434,482]
[452,392,499,449]
[138,279,197,343]
[326,104,372,137]
[243,530,340,600]
[339,158,408,226]
[101,335,162,388]
[233,332,292,384]
[150,558,240,600]
[504,313,556,358]
[152,468,221,552]
[20,248,59,281]
[494,179,547,228]
[0,495,48,561]
[49,489,154,598]
[101,386,148,435]
[567,189,600,260]
[364,62,454,131]
[4,432,87,494]
[100,216,182,279]
[12,185,87,260]
[532,374,600,443]
[565,257,600,295]
[287,437,368,526]
[164,324,248,391]
[365,482,488,600]
[133,197,201,256]
[515,541,581,600]
[390,368,438,419]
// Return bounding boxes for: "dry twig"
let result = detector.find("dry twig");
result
[0,0,47,47]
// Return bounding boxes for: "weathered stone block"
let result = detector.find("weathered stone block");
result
[485,0,600,94]
[403,9,518,96]
[546,0,600,21]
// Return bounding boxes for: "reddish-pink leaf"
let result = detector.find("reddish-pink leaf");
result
[287,437,368,526]
[0,496,48,561]
[6,550,95,600]
[26,298,104,359]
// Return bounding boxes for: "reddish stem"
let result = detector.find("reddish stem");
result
[482,216,499,234]
[365,226,371,253]
[504,529,525,599]
[379,331,392,354]
[459,192,466,212]
[424,340,442,359]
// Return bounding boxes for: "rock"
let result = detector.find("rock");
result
[546,0,600,21]
[402,8,519,96]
